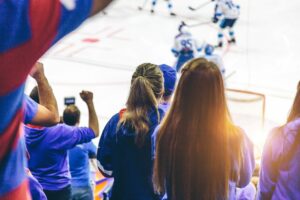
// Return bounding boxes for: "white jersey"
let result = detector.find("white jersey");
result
[216,0,240,19]
[204,54,225,74]
[173,32,200,56]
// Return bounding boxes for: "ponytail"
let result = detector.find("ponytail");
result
[119,63,163,147]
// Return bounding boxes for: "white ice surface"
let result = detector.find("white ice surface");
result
[25,0,300,151]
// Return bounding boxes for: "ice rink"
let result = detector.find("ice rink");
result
[25,0,300,155]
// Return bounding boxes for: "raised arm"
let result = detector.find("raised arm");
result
[30,62,60,126]
[80,91,99,137]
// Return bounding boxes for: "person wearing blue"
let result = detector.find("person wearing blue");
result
[25,90,99,200]
[212,0,240,48]
[158,64,177,113]
[201,44,226,75]
[66,105,97,200]
[150,0,176,16]
[172,22,202,72]
[153,58,255,200]
[257,81,300,200]
[97,63,164,200]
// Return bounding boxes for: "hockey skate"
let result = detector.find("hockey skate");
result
[215,42,223,48]
[228,38,236,44]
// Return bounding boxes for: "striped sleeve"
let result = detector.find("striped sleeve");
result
[0,0,93,199]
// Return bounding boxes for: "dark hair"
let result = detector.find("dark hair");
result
[153,58,242,200]
[30,86,40,103]
[63,105,81,126]
[119,63,164,147]
[287,81,300,122]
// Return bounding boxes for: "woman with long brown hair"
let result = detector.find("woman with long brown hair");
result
[153,58,255,200]
[97,63,164,200]
[258,81,300,200]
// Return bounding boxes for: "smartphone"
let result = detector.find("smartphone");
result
[64,97,75,106]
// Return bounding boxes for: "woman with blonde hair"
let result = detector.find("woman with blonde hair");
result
[97,63,164,200]
[153,58,255,200]
[258,81,300,200]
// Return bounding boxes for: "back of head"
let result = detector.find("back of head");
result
[154,58,240,200]
[63,105,81,126]
[287,81,300,122]
[204,44,215,56]
[120,63,163,147]
[30,86,40,103]
[159,64,177,98]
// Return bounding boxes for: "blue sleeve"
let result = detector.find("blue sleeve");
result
[151,125,160,160]
[86,142,97,158]
[24,95,38,124]
[236,129,255,188]
[53,0,93,43]
[257,129,281,199]
[97,114,119,177]
[52,125,96,150]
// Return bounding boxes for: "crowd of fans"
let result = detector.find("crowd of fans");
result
[1,1,300,200]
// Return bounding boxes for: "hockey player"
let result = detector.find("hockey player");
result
[138,0,175,16]
[202,44,226,75]
[172,22,202,72]
[150,0,176,16]
[212,0,240,47]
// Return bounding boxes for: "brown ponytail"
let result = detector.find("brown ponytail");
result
[119,63,163,147]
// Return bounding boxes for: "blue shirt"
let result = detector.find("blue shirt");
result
[69,142,97,187]
[97,109,164,200]
[25,124,95,191]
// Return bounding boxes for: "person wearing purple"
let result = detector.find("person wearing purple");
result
[158,64,177,114]
[24,62,61,200]
[66,105,97,200]
[25,90,99,200]
[153,58,255,200]
[258,81,300,200]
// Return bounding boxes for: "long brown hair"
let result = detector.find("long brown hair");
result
[153,58,243,200]
[287,81,300,122]
[119,63,163,147]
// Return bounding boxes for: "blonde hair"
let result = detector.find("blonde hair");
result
[119,63,163,147]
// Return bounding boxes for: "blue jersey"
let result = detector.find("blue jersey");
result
[97,108,164,200]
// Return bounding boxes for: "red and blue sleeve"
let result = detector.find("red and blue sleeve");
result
[0,0,92,199]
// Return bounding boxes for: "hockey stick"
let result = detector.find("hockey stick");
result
[225,70,236,80]
[188,1,211,11]
[184,20,212,27]
[138,0,149,10]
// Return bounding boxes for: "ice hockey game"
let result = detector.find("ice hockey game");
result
[1,0,300,199]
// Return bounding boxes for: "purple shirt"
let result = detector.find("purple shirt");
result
[258,118,300,200]
[28,173,47,200]
[24,95,38,125]
[25,124,95,190]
